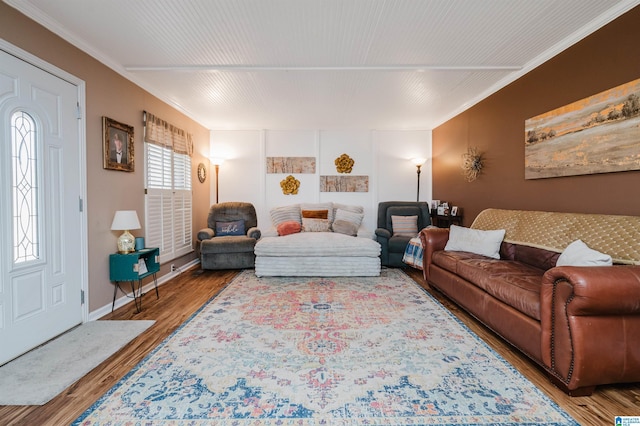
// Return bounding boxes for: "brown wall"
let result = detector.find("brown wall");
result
[433,6,640,226]
[1,3,212,313]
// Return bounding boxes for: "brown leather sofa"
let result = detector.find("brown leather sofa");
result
[419,208,640,396]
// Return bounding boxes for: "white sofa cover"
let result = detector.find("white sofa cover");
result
[254,202,381,277]
[255,231,381,277]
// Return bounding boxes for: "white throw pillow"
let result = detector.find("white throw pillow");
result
[444,225,505,259]
[556,239,613,266]
[270,204,300,227]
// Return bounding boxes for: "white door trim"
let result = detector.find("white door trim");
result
[0,39,89,323]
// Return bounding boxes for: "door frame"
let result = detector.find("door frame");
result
[0,39,89,323]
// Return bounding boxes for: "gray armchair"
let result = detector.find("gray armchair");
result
[198,202,261,270]
[375,201,431,267]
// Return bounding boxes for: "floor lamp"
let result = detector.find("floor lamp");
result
[210,158,224,204]
[411,158,426,202]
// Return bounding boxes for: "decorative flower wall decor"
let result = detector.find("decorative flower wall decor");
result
[335,153,354,174]
[461,146,484,182]
[280,175,300,195]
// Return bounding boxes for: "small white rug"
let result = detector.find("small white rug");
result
[0,320,155,405]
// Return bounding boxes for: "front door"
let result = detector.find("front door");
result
[0,48,84,365]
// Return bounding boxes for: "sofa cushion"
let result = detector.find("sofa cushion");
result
[432,251,543,320]
[201,235,257,254]
[391,215,418,236]
[388,235,413,253]
[255,232,381,257]
[556,239,613,266]
[514,244,560,270]
[445,225,505,259]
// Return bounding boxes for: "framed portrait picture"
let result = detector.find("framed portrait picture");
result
[451,206,459,216]
[103,116,134,172]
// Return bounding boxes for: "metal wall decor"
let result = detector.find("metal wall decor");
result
[280,175,300,195]
[334,153,354,173]
[461,146,484,182]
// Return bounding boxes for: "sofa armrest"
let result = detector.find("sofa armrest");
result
[375,228,391,240]
[418,227,450,282]
[540,265,640,392]
[197,228,215,241]
[542,266,640,315]
[247,227,261,240]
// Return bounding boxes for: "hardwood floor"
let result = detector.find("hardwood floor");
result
[1,266,638,425]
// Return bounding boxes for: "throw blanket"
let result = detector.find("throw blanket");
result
[402,236,423,270]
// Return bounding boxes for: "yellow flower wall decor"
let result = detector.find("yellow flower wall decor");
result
[335,153,355,174]
[280,175,300,195]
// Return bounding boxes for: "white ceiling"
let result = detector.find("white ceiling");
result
[6,0,639,130]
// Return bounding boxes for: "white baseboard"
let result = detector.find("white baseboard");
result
[89,259,201,321]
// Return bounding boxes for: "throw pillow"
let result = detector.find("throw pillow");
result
[334,208,364,228]
[270,204,301,227]
[392,215,418,237]
[215,220,245,236]
[302,209,329,219]
[302,218,331,232]
[300,202,334,224]
[276,220,301,236]
[556,239,613,266]
[332,219,359,236]
[444,225,505,259]
[333,203,364,216]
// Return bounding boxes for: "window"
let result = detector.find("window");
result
[144,112,193,263]
[11,111,40,264]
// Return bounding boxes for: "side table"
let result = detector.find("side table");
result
[430,214,463,228]
[109,247,160,313]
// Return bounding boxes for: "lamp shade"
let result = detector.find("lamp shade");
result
[210,157,225,166]
[111,210,141,231]
[411,157,427,166]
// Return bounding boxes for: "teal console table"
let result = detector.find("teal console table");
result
[109,247,160,312]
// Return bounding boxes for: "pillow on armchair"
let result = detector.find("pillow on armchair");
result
[215,220,245,236]
[391,215,418,237]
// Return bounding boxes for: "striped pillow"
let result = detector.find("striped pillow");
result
[334,208,364,228]
[270,204,301,227]
[392,215,418,237]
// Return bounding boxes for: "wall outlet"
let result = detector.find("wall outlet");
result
[170,264,176,272]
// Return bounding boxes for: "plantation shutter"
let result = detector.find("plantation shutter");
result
[144,112,193,263]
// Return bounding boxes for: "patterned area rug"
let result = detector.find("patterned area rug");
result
[74,270,577,425]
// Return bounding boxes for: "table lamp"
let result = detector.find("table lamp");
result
[111,210,141,254]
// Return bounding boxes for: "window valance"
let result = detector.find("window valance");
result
[143,111,193,156]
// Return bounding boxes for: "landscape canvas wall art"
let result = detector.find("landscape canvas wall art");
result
[525,78,640,179]
[266,157,316,174]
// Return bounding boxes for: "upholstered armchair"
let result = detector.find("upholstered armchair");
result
[198,202,261,270]
[375,201,431,267]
